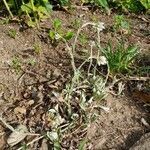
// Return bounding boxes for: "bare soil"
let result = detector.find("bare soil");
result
[0,7,150,150]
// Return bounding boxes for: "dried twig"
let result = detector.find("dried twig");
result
[17,135,44,150]
[125,76,150,81]
[0,116,15,132]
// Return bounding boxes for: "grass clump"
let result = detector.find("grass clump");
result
[102,42,138,75]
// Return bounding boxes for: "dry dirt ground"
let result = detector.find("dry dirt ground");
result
[0,7,150,150]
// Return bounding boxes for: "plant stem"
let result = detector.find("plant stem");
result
[30,0,39,29]
[0,116,15,132]
[3,0,13,18]
[30,0,35,11]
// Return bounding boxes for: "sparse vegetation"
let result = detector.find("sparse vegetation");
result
[33,43,42,54]
[113,15,131,34]
[1,0,149,26]
[8,28,17,39]
[0,0,149,150]
[11,56,22,73]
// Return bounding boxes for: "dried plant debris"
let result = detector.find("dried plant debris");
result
[7,125,28,147]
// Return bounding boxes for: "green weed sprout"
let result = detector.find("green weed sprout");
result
[114,15,131,34]
[8,29,17,39]
[49,19,74,44]
[11,56,22,73]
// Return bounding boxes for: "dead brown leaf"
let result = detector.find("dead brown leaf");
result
[7,125,28,147]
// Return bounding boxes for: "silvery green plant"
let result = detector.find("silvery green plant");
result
[61,21,109,112]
